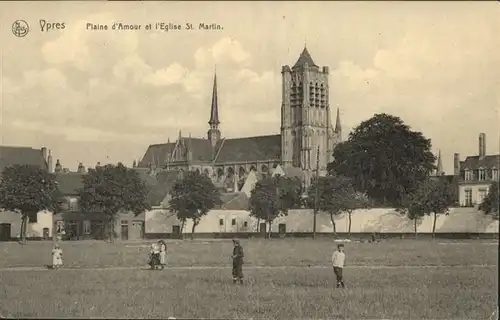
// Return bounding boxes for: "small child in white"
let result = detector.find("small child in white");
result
[52,244,63,269]
[332,243,346,288]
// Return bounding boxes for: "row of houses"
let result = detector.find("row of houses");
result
[1,206,498,241]
[0,132,499,241]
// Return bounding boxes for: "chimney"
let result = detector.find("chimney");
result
[453,153,460,176]
[479,133,486,158]
[47,150,53,173]
[41,147,47,161]
[77,163,85,173]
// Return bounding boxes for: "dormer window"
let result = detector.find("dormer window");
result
[478,168,486,181]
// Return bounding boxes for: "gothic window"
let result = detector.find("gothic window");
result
[239,167,246,177]
[195,168,200,174]
[261,165,268,174]
[203,168,210,176]
[217,168,224,178]
[227,167,234,178]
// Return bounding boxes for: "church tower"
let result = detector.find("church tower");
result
[207,71,221,148]
[281,47,341,173]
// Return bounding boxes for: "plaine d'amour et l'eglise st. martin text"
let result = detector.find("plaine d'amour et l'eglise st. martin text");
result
[86,22,223,31]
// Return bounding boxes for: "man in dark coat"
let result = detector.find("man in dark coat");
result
[231,239,244,284]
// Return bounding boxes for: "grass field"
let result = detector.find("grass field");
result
[0,239,497,319]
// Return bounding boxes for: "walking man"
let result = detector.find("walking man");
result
[332,243,346,288]
[231,239,244,284]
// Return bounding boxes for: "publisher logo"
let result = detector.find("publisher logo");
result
[12,20,29,37]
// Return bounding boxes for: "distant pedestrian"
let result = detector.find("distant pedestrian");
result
[231,239,244,284]
[149,243,160,270]
[158,240,167,269]
[332,243,346,288]
[52,244,63,269]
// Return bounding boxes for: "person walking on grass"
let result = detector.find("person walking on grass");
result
[332,243,346,288]
[149,243,160,270]
[231,239,244,284]
[158,240,167,270]
[52,244,63,269]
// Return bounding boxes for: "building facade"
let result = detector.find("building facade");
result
[138,48,342,191]
[455,133,500,207]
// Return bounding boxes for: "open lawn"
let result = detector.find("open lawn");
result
[0,239,497,319]
[0,238,498,268]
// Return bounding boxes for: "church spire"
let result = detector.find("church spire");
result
[436,149,443,175]
[334,107,342,133]
[207,70,221,148]
[208,71,220,126]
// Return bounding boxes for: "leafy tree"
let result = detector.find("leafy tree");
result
[328,113,436,207]
[397,192,427,238]
[308,175,367,237]
[248,176,301,239]
[398,178,454,238]
[78,163,151,242]
[479,181,499,220]
[0,165,63,244]
[169,170,222,240]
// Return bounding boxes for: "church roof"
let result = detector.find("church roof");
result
[140,134,282,166]
[138,142,176,167]
[214,134,281,163]
[0,146,47,173]
[184,138,214,162]
[292,47,318,69]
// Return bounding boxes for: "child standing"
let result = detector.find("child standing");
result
[158,240,167,270]
[52,244,63,269]
[149,243,160,270]
[332,243,346,288]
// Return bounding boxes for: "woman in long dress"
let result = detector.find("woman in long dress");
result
[158,240,167,269]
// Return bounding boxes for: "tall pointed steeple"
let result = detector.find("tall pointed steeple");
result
[208,71,220,126]
[334,107,342,134]
[436,149,443,175]
[207,70,221,148]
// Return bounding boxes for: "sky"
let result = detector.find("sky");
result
[0,1,498,174]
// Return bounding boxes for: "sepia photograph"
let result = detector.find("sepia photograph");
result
[0,1,498,319]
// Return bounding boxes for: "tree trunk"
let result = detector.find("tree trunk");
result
[313,210,317,240]
[330,213,337,238]
[267,221,272,239]
[20,213,29,244]
[414,219,418,239]
[190,220,198,240]
[348,211,352,238]
[432,212,438,239]
[256,218,260,232]
[180,219,186,240]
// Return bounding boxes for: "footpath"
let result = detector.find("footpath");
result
[0,264,494,272]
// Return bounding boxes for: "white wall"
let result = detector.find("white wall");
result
[0,210,54,238]
[146,207,499,234]
[458,183,491,206]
